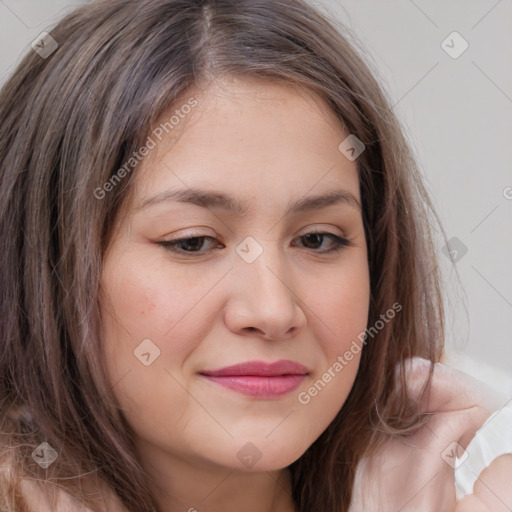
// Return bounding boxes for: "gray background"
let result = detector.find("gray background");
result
[1,0,511,376]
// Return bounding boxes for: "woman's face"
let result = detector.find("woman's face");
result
[100,77,370,474]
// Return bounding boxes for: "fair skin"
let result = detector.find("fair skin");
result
[100,78,370,512]
[16,78,511,512]
[348,357,512,511]
[18,360,511,512]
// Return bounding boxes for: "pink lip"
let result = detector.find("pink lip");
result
[200,360,309,398]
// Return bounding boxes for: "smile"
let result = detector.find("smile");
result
[199,360,309,398]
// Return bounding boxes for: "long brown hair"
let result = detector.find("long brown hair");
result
[0,0,445,510]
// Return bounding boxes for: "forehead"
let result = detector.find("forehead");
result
[130,77,360,210]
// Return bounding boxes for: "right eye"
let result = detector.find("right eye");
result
[158,236,221,255]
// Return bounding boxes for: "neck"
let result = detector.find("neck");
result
[137,440,298,512]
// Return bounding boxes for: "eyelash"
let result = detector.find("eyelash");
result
[157,231,351,256]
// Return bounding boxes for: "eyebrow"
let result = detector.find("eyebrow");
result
[136,187,362,215]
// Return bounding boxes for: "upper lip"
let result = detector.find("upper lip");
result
[200,359,309,377]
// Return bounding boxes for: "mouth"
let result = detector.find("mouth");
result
[199,360,309,399]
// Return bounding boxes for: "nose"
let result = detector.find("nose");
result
[223,242,307,341]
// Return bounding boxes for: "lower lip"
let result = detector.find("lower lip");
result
[201,375,307,398]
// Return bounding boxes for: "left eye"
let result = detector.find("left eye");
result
[294,232,351,252]
[158,232,351,255]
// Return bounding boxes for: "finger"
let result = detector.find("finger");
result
[397,357,502,415]
[453,494,491,512]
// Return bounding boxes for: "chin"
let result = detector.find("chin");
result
[223,436,310,472]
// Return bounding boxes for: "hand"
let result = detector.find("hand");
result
[348,357,502,512]
[454,454,512,512]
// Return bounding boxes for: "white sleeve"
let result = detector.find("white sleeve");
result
[454,401,512,500]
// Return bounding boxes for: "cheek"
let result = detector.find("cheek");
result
[295,306,367,442]
[310,257,370,357]
[290,256,369,422]
[99,251,218,446]
[102,254,177,334]
[99,247,233,425]
[100,249,218,364]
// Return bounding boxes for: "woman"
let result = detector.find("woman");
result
[0,1,510,511]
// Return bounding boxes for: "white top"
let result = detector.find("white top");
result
[454,400,512,499]
[442,350,512,500]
